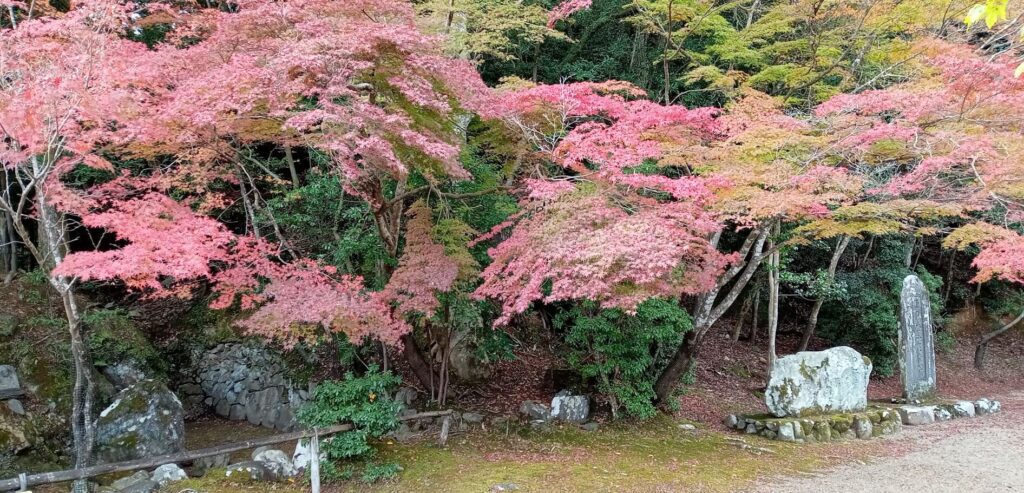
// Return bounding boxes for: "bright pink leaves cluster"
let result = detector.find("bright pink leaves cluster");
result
[547,0,592,28]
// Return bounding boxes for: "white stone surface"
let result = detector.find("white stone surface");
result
[764,346,872,417]
[151,463,187,486]
[898,405,936,426]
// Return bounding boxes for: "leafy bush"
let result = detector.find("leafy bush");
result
[297,367,402,483]
[818,239,944,376]
[554,298,691,420]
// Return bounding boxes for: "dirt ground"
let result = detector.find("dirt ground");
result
[750,391,1024,493]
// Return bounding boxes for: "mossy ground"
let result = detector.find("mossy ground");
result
[170,415,883,493]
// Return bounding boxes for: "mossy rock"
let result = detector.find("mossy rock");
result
[830,414,853,433]
[94,380,184,463]
[0,408,29,455]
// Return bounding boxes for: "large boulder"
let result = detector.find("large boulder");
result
[764,346,872,417]
[0,365,20,393]
[550,392,589,423]
[94,380,185,463]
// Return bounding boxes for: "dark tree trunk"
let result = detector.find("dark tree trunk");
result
[653,330,702,405]
[974,308,1024,369]
[400,333,438,391]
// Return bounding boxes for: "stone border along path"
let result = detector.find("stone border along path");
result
[725,397,1001,443]
[748,392,1024,493]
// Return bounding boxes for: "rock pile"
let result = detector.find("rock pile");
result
[896,398,1001,426]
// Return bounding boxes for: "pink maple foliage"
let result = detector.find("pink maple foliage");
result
[547,0,592,28]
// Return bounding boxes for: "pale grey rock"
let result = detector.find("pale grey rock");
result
[678,423,697,431]
[550,392,589,423]
[5,399,24,415]
[952,400,976,418]
[94,380,184,463]
[394,387,417,408]
[462,412,484,424]
[192,453,230,476]
[292,439,319,472]
[119,479,159,493]
[253,448,297,477]
[581,422,599,431]
[934,407,952,422]
[725,415,739,428]
[151,463,187,486]
[777,422,796,442]
[111,470,150,490]
[898,405,936,426]
[764,346,872,417]
[225,461,274,481]
[899,275,937,400]
[853,416,873,439]
[0,365,19,392]
[975,398,995,415]
[519,400,550,421]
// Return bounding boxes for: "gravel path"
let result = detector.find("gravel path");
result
[749,392,1024,493]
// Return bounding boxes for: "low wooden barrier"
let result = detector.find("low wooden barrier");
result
[0,409,453,491]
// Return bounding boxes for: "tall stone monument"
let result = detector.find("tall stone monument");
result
[899,274,936,399]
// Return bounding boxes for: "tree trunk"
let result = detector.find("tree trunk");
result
[974,308,1024,369]
[766,221,781,373]
[35,185,94,493]
[284,146,299,188]
[654,227,772,404]
[653,329,702,405]
[799,235,850,351]
[400,333,438,392]
[731,293,753,342]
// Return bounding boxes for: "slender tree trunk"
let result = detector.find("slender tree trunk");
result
[662,0,674,104]
[800,235,850,351]
[36,183,94,493]
[766,221,780,373]
[745,0,761,28]
[284,146,299,189]
[654,227,772,404]
[400,333,438,392]
[974,308,1024,369]
[751,285,760,344]
[652,330,701,404]
[731,293,753,341]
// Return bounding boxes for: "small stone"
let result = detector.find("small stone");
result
[491,483,519,492]
[192,453,230,476]
[225,461,274,481]
[991,400,1001,413]
[151,463,187,486]
[0,365,20,392]
[777,422,796,442]
[678,423,697,431]
[253,448,297,477]
[744,423,757,434]
[725,415,738,428]
[952,400,976,418]
[934,407,952,422]
[852,416,873,439]
[974,399,994,415]
[111,471,150,490]
[898,405,935,426]
[462,412,485,424]
[5,399,24,415]
[581,422,599,432]
[119,479,160,493]
[519,401,551,421]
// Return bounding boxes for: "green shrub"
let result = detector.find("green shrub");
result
[297,367,402,483]
[84,309,166,378]
[554,298,691,420]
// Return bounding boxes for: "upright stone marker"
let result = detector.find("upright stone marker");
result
[899,274,936,399]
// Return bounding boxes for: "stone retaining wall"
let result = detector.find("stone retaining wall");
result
[726,406,903,443]
[176,344,309,431]
[727,397,1002,444]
